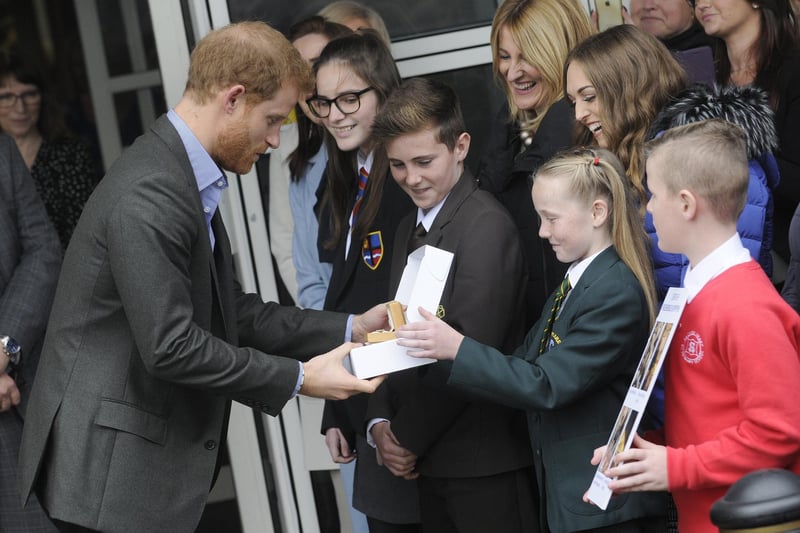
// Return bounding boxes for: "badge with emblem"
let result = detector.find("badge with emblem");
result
[362,231,383,270]
[681,330,704,364]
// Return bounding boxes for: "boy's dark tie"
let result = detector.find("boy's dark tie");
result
[539,276,572,354]
[408,222,427,254]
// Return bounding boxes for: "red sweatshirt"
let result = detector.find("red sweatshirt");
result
[663,261,800,533]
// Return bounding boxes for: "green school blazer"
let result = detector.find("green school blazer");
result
[448,246,667,532]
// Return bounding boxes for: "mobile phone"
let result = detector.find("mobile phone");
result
[595,0,623,32]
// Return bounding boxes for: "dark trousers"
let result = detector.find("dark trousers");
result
[366,516,422,533]
[579,516,667,533]
[417,467,540,533]
[52,520,98,533]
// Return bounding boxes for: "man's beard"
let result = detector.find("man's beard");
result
[216,118,259,175]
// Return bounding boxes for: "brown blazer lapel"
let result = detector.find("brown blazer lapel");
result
[424,169,477,247]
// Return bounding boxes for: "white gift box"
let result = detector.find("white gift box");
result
[348,245,454,379]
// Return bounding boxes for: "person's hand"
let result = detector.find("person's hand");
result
[589,2,631,30]
[301,342,386,400]
[621,4,633,24]
[395,307,464,360]
[604,434,668,492]
[589,444,609,468]
[371,421,418,479]
[589,434,668,495]
[351,303,390,343]
[0,373,21,412]
[324,427,356,464]
[0,349,9,374]
[583,444,610,504]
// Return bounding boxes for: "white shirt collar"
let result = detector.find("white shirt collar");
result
[415,194,450,231]
[357,150,374,175]
[683,233,751,302]
[566,245,611,288]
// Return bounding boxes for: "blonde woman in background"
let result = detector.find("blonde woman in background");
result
[476,0,594,331]
[318,1,391,46]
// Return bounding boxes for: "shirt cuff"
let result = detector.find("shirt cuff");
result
[291,361,304,398]
[365,418,389,448]
[345,314,354,342]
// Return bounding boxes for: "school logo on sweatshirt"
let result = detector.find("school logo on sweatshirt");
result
[680,331,704,364]
[362,231,384,270]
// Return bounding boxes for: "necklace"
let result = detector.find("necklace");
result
[519,128,533,147]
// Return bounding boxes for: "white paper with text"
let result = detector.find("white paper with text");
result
[585,287,688,509]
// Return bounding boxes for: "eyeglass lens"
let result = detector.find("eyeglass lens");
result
[0,90,42,108]
[308,88,371,118]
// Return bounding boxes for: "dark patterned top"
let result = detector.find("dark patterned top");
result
[31,138,97,250]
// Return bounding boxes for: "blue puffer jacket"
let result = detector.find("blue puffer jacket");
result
[646,83,780,294]
[644,84,779,427]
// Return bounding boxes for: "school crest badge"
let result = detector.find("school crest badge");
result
[362,231,384,270]
[680,330,704,364]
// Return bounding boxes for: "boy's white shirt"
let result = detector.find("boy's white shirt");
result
[415,194,449,230]
[683,233,751,303]
[365,193,450,446]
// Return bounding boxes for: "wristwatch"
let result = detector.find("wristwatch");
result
[0,335,21,371]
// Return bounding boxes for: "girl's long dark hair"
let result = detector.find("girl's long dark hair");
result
[715,0,799,109]
[286,16,351,181]
[313,30,401,248]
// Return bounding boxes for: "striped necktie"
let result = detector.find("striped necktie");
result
[539,276,572,354]
[351,166,369,228]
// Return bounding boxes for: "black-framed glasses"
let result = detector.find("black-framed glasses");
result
[0,89,42,109]
[306,87,373,119]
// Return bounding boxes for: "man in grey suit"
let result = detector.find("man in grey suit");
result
[18,21,386,533]
[0,134,61,532]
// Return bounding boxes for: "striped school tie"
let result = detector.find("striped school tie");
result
[539,276,572,354]
[351,166,369,228]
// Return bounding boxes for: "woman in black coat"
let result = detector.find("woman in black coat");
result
[476,0,593,328]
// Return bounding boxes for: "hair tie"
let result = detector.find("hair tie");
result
[592,156,600,166]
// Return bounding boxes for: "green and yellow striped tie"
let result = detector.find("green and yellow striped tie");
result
[539,276,572,354]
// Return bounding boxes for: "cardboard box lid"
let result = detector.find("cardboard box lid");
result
[349,245,454,379]
[396,245,453,323]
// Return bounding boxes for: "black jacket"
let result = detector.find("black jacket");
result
[476,98,572,329]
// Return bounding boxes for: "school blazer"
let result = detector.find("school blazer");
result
[18,115,348,533]
[367,171,533,478]
[447,247,667,532]
[320,175,414,441]
[318,170,419,524]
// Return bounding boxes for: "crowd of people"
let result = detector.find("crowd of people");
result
[1,1,799,533]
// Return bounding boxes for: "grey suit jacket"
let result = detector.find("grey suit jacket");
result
[0,134,61,532]
[18,116,348,533]
[0,134,62,409]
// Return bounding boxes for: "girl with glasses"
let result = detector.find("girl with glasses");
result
[312,30,420,533]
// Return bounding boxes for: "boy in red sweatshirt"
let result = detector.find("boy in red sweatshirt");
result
[588,119,800,533]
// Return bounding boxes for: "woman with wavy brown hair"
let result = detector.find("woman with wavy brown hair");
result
[565,24,688,204]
